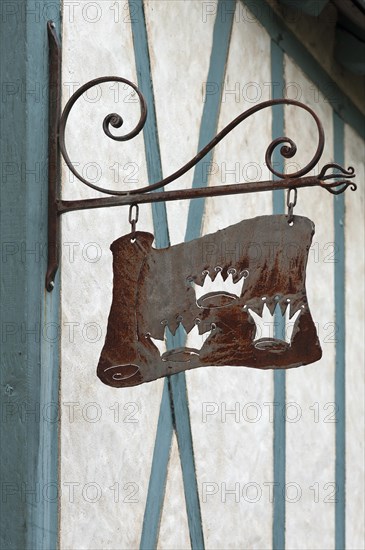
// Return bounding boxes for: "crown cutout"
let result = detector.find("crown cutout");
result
[150,321,214,361]
[191,267,248,309]
[247,301,302,353]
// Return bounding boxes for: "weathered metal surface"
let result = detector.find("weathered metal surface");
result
[46,21,61,291]
[59,89,326,195]
[56,165,356,214]
[97,214,322,387]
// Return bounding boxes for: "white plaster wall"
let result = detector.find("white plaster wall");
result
[59,2,161,549]
[187,8,274,548]
[344,125,365,550]
[284,57,336,550]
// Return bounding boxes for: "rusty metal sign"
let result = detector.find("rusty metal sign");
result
[97,215,322,387]
[45,23,356,388]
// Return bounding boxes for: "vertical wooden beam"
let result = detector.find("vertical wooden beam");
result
[333,113,346,550]
[271,40,286,550]
[0,2,61,549]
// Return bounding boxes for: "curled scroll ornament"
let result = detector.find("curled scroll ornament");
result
[59,77,328,196]
[318,163,357,194]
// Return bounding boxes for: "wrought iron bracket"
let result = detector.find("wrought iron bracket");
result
[47,21,61,291]
[46,21,357,291]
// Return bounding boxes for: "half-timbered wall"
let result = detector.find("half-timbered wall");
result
[14,0,362,548]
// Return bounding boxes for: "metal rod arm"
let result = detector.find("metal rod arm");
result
[57,175,353,214]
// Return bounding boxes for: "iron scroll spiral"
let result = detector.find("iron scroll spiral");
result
[58,77,148,194]
[59,78,326,196]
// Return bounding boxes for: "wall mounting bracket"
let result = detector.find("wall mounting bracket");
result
[46,21,357,292]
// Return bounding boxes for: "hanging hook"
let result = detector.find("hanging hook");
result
[129,204,139,240]
[286,188,297,224]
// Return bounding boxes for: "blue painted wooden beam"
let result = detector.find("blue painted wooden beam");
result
[0,3,61,549]
[139,382,174,549]
[271,41,287,550]
[128,0,169,248]
[180,2,236,547]
[333,113,346,550]
[186,0,235,241]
